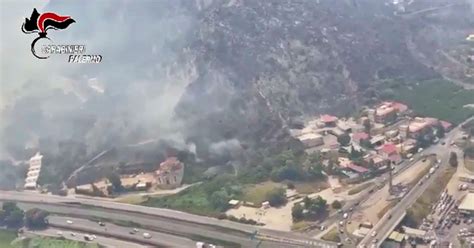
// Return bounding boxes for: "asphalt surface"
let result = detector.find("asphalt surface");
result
[357,117,471,247]
[0,199,336,248]
[24,227,147,248]
[0,191,336,248]
[48,215,195,247]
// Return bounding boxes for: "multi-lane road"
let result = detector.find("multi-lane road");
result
[358,117,472,247]
[0,192,337,248]
[2,117,471,248]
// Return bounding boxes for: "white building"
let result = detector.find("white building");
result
[24,152,43,190]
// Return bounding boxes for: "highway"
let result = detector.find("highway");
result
[357,117,471,247]
[48,215,195,247]
[24,226,147,248]
[0,194,337,248]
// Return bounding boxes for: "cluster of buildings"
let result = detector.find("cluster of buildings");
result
[75,156,185,196]
[290,101,453,181]
[24,152,43,190]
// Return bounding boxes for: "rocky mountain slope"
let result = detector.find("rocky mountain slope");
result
[1,0,472,167]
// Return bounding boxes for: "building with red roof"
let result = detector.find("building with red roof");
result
[440,120,453,131]
[379,143,398,156]
[374,101,408,124]
[320,114,338,127]
[352,132,370,143]
[155,157,184,189]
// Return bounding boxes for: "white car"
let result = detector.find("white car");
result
[371,231,377,237]
[70,232,76,237]
[56,231,63,236]
[66,220,73,224]
[143,232,152,239]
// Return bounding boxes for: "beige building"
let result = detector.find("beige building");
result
[155,157,184,189]
[298,133,324,148]
[24,152,43,190]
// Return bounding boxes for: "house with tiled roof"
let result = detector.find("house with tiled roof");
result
[155,157,184,189]
[320,114,338,127]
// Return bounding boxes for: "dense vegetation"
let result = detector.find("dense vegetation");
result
[382,79,474,124]
[291,196,328,222]
[0,229,16,248]
[143,148,330,215]
[12,236,102,248]
[0,202,49,230]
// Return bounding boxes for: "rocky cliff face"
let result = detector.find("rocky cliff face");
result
[2,0,470,163]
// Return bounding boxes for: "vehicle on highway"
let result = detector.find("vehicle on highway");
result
[409,157,414,162]
[441,142,446,145]
[387,214,392,219]
[98,221,105,226]
[337,242,343,247]
[130,228,139,234]
[372,239,378,243]
[320,225,326,231]
[84,234,94,241]
[143,232,152,239]
[70,232,76,237]
[371,231,377,237]
[343,213,348,219]
[56,231,63,236]
[419,181,423,186]
[66,220,73,224]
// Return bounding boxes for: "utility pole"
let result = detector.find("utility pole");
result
[388,161,393,194]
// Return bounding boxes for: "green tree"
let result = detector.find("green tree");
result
[309,196,327,215]
[0,209,5,222]
[209,189,230,211]
[464,145,474,158]
[266,188,287,207]
[4,209,24,228]
[308,163,325,179]
[436,124,445,138]
[337,134,351,146]
[25,208,49,229]
[363,119,372,134]
[449,152,458,167]
[331,200,342,209]
[360,139,373,149]
[2,201,18,213]
[291,204,304,221]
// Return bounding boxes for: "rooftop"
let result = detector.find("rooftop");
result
[347,163,369,173]
[370,135,385,144]
[440,120,452,130]
[299,133,322,140]
[352,132,369,141]
[402,226,426,237]
[320,114,338,123]
[380,143,397,155]
[159,157,183,172]
[30,152,43,161]
[459,193,474,211]
[389,231,405,243]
